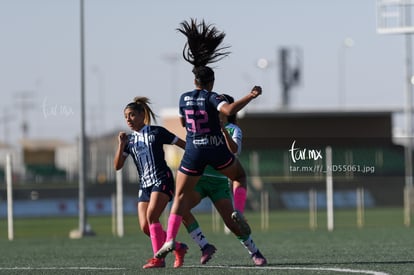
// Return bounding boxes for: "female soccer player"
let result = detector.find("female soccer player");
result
[156,19,266,265]
[114,97,188,269]
[183,94,266,266]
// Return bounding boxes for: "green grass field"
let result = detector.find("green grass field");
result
[1,208,414,274]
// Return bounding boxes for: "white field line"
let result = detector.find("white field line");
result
[0,265,390,275]
[184,265,390,275]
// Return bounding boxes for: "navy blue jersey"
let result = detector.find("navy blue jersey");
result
[123,125,178,188]
[178,89,235,176]
[179,89,227,140]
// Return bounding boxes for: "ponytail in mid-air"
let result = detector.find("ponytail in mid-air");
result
[177,18,230,86]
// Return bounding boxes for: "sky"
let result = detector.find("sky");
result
[0,0,409,146]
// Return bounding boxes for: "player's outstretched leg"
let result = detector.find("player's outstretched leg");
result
[231,210,251,236]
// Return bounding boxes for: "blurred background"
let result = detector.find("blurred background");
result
[0,0,413,231]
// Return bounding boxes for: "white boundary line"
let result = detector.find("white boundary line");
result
[0,265,390,274]
[184,265,390,275]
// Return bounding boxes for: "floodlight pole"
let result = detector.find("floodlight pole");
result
[338,38,354,107]
[377,0,414,226]
[404,32,413,190]
[161,53,180,106]
[78,0,88,236]
[403,32,414,227]
[401,0,414,225]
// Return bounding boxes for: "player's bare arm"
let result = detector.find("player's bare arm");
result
[114,131,128,170]
[219,86,262,116]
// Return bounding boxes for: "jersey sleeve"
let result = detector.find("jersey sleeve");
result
[209,92,227,111]
[158,126,179,145]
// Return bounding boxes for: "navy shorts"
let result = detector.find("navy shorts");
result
[179,142,235,176]
[137,177,175,203]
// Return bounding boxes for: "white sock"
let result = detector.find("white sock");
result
[189,227,209,249]
[240,236,258,255]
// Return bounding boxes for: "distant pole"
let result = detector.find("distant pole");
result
[309,188,317,230]
[338,38,354,107]
[356,187,365,228]
[6,154,14,241]
[13,90,35,140]
[0,108,12,145]
[260,191,269,231]
[376,0,414,226]
[116,170,124,237]
[278,47,301,109]
[91,66,106,135]
[404,32,413,189]
[326,146,334,231]
[280,48,290,108]
[404,32,414,226]
[161,53,179,106]
[78,0,88,236]
[111,194,116,236]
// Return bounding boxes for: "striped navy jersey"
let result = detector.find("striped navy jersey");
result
[179,89,227,141]
[123,125,178,188]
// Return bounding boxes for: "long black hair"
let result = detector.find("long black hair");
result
[177,18,230,86]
